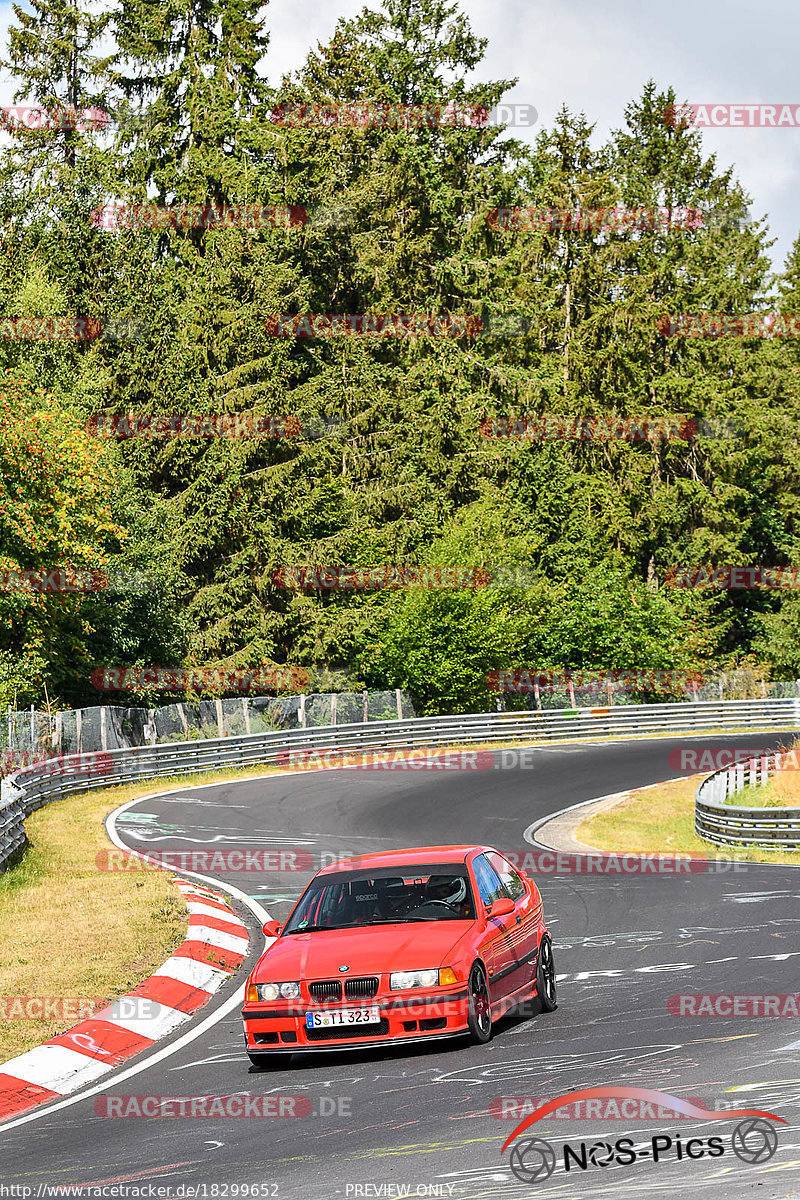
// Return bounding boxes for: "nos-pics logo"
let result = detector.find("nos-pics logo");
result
[501,1088,783,1183]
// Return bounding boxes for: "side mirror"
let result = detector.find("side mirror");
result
[489,897,515,918]
[262,920,281,937]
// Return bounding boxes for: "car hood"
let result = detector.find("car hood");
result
[254,922,473,981]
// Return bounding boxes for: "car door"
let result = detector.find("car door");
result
[471,853,521,1001]
[487,850,541,989]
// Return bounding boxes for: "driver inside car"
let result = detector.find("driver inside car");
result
[410,874,471,918]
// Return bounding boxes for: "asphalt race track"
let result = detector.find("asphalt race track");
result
[2,733,799,1198]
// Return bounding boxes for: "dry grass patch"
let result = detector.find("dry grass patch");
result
[577,775,800,866]
[0,789,188,1061]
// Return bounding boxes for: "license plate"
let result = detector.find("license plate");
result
[305,1007,380,1029]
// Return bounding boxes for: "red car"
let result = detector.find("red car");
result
[241,845,557,1064]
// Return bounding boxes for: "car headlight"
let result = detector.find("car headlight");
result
[255,981,301,1001]
[390,969,441,990]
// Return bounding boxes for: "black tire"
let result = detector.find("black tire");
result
[247,1052,284,1068]
[536,934,557,1012]
[467,961,493,1044]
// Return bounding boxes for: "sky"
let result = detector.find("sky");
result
[1,0,798,272]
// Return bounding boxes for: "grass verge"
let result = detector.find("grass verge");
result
[576,775,800,866]
[0,759,315,1062]
[0,787,189,1061]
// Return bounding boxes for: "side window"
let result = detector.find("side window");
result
[488,852,527,901]
[472,855,508,907]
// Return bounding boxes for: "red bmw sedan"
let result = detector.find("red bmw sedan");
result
[241,845,557,1064]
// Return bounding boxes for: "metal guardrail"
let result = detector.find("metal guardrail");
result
[0,786,28,870]
[695,751,800,849]
[3,697,800,871]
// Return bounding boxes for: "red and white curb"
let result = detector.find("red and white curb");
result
[0,878,249,1121]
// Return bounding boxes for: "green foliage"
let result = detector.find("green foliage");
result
[2,0,800,712]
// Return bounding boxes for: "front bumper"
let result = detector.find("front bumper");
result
[242,988,470,1052]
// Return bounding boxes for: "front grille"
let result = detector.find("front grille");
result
[306,1018,389,1041]
[344,976,379,999]
[309,981,342,1001]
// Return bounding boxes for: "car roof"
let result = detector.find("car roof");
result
[316,845,490,876]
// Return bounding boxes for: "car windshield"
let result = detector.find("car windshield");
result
[282,867,476,933]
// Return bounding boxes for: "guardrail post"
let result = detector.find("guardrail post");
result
[395,690,402,720]
[215,698,225,738]
[100,706,108,752]
[76,709,82,754]
[299,694,306,728]
[242,697,251,736]
[331,694,338,726]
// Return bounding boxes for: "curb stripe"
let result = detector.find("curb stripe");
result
[151,955,231,992]
[182,924,249,954]
[126,975,213,1015]
[47,1021,154,1064]
[0,877,249,1122]
[0,1075,59,1119]
[0,1045,114,1093]
[98,1001,188,1040]
[186,901,246,924]
[187,913,249,938]
[172,942,245,971]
